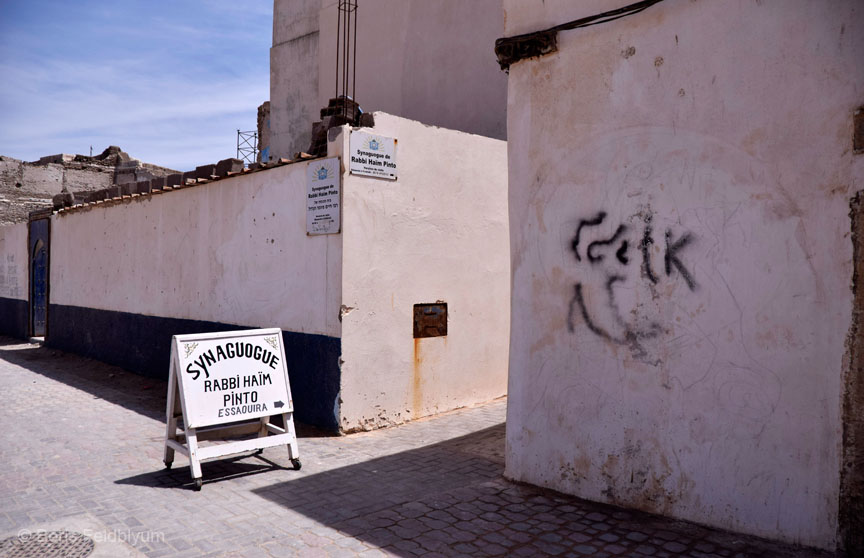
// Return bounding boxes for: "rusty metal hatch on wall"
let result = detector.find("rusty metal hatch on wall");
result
[413,303,447,338]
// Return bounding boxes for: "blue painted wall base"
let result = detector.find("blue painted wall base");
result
[47,304,341,431]
[0,297,29,339]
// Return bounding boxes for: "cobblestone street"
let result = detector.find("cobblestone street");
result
[0,337,833,557]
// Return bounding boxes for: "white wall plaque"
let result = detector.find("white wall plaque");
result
[163,328,300,489]
[306,157,341,235]
[349,131,397,180]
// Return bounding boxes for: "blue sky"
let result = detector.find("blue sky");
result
[0,0,271,171]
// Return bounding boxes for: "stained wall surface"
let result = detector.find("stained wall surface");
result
[0,222,29,337]
[335,113,510,431]
[504,0,863,550]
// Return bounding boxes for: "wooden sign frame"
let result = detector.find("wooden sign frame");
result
[162,328,300,490]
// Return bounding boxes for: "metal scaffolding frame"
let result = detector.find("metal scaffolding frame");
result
[236,130,258,165]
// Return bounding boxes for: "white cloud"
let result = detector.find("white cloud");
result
[0,0,271,168]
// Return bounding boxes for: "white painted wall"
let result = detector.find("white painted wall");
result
[317,0,507,141]
[0,223,28,301]
[46,113,509,432]
[504,0,862,550]
[503,0,634,36]
[269,0,508,160]
[269,0,320,161]
[333,113,510,431]
[51,163,342,338]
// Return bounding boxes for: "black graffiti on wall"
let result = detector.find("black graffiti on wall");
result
[664,229,696,291]
[640,213,658,284]
[567,210,697,358]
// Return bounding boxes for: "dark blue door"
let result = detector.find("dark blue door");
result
[29,219,49,337]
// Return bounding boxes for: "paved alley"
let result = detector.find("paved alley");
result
[0,337,832,558]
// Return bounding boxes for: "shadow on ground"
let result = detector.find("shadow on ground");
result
[116,452,291,491]
[0,336,166,421]
[0,336,337,437]
[0,336,833,557]
[250,424,830,558]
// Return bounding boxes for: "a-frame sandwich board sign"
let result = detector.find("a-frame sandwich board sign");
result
[163,328,300,490]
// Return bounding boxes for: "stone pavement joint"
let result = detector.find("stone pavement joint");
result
[0,337,834,557]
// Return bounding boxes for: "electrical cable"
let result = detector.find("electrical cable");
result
[495,0,666,71]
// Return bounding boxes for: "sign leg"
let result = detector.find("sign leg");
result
[254,417,268,455]
[163,352,179,469]
[163,417,177,469]
[282,412,301,470]
[186,427,203,490]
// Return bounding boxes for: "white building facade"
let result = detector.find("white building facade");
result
[502,0,863,552]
